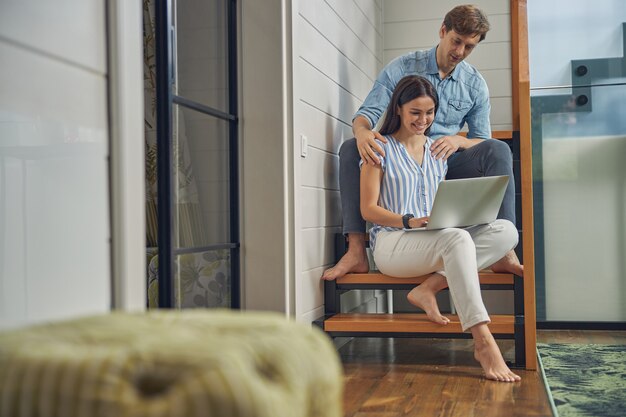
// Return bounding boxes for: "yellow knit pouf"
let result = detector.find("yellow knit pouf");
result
[0,310,343,417]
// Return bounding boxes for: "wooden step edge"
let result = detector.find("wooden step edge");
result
[324,313,514,334]
[337,270,514,285]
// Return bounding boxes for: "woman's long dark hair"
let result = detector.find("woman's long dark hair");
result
[378,75,439,136]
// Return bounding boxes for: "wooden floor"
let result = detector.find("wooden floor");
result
[339,330,626,417]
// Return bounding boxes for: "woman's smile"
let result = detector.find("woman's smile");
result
[412,122,428,132]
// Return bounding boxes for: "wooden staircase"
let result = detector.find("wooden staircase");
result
[319,269,527,367]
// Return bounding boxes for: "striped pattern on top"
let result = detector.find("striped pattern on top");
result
[363,135,447,250]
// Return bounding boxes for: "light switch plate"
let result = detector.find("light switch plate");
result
[300,134,308,157]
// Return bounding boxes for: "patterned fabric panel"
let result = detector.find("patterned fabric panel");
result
[147,249,231,309]
[0,310,343,417]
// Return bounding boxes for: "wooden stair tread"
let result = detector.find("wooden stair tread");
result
[324,313,514,334]
[337,270,514,285]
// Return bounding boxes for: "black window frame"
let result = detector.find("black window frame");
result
[155,0,239,308]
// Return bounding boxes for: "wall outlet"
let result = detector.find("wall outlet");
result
[300,134,308,158]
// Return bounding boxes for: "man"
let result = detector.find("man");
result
[322,4,523,280]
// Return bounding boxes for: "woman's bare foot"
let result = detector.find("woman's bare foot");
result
[490,250,524,277]
[471,325,521,382]
[406,274,450,325]
[322,234,370,280]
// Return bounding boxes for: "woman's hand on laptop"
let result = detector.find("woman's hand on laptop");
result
[409,216,429,228]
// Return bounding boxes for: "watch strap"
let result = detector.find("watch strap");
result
[402,213,414,229]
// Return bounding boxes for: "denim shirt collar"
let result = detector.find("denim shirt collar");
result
[427,46,459,81]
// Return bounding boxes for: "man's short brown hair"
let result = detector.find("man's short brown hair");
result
[443,4,490,42]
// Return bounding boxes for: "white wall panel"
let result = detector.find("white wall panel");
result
[241,0,290,313]
[354,0,383,35]
[293,0,383,321]
[300,228,337,272]
[297,17,374,102]
[297,58,363,126]
[0,0,107,74]
[385,12,510,49]
[491,123,513,131]
[465,42,511,70]
[297,305,325,324]
[0,45,107,133]
[0,159,27,327]
[301,187,341,229]
[0,40,110,330]
[490,97,513,127]
[383,47,420,66]
[383,20,440,50]
[297,268,326,314]
[384,0,509,22]
[300,147,339,190]
[482,13,511,42]
[298,0,380,79]
[295,101,352,154]
[325,0,382,58]
[480,69,512,98]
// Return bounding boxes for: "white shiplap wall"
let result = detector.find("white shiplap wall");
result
[292,0,384,322]
[383,0,513,131]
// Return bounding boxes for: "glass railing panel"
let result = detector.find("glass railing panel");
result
[528,2,626,90]
[531,84,626,321]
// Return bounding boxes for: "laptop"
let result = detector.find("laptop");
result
[405,175,509,231]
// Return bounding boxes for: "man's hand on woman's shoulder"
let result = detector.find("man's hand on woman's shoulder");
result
[356,129,387,165]
[430,135,483,160]
[353,116,388,165]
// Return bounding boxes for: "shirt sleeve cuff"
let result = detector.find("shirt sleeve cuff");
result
[352,111,376,131]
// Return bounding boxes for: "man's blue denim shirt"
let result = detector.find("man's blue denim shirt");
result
[354,46,492,139]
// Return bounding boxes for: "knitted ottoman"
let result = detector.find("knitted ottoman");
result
[0,310,342,417]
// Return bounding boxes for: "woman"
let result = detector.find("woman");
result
[360,75,521,382]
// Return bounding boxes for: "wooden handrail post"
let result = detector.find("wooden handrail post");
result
[511,0,537,370]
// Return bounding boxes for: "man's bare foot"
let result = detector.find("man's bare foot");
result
[472,326,521,382]
[321,250,369,280]
[407,275,450,325]
[322,234,370,280]
[321,251,369,280]
[490,249,524,277]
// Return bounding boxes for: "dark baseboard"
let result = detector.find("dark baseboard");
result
[538,321,626,330]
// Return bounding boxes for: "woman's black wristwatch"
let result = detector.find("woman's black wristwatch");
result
[402,213,415,229]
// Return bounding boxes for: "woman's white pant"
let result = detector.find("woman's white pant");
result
[372,219,518,331]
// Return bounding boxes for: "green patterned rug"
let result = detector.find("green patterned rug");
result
[537,343,626,417]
